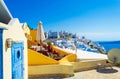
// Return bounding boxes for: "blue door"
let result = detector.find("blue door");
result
[0,30,3,79]
[11,42,24,79]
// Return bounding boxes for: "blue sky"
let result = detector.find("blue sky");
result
[4,0,120,41]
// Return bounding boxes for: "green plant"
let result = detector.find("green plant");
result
[47,41,51,46]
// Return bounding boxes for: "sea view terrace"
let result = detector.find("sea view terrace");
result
[28,23,120,78]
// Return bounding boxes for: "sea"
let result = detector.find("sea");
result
[98,41,120,52]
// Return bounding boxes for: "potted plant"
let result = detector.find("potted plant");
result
[47,42,52,52]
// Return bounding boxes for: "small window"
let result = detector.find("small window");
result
[17,50,20,59]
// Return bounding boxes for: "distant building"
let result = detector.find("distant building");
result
[59,31,65,38]
[46,30,78,39]
[72,33,77,38]
[48,31,60,39]
[63,31,69,37]
[52,32,60,38]
[48,31,52,39]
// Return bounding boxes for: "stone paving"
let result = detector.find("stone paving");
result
[64,66,120,79]
[29,66,120,79]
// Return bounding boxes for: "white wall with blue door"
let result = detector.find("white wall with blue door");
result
[0,0,28,78]
[0,18,28,79]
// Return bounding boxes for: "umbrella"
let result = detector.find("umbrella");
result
[36,21,45,44]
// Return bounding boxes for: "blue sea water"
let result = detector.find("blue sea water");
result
[99,41,120,52]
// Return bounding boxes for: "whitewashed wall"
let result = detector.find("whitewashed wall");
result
[2,18,28,79]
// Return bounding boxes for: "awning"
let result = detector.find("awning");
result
[0,0,12,24]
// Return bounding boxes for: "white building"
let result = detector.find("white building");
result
[0,0,28,79]
[48,31,60,39]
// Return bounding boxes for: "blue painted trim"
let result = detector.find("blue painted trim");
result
[0,30,3,79]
